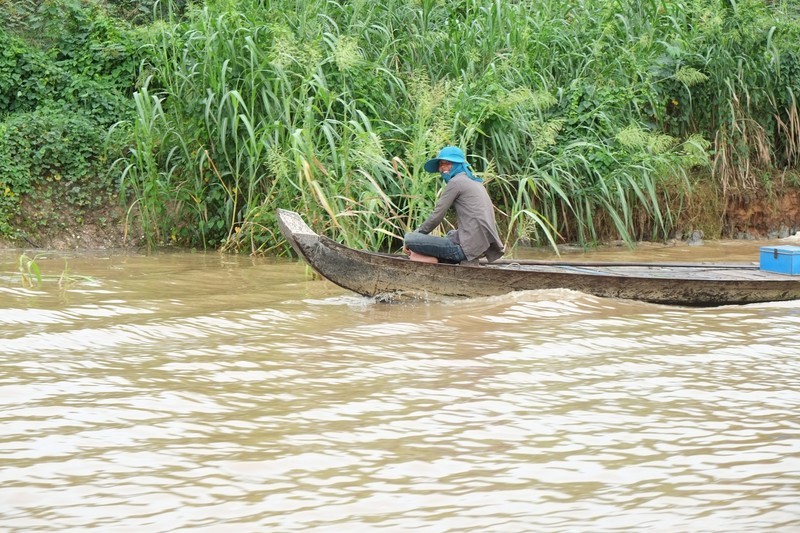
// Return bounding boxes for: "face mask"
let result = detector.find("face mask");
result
[443,161,483,183]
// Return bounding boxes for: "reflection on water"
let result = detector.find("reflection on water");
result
[1,246,799,531]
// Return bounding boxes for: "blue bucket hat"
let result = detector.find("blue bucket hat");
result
[423,146,467,173]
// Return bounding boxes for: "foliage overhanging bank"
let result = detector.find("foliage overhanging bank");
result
[0,0,143,240]
[2,0,799,252]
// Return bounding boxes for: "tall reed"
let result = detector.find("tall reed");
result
[118,0,800,253]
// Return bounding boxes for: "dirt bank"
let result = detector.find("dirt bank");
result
[1,204,137,250]
[3,188,800,251]
[724,188,800,239]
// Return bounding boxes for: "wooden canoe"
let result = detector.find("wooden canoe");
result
[277,209,800,306]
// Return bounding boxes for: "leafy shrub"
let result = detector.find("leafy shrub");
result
[102,0,190,24]
[0,3,140,121]
[0,29,66,116]
[0,106,126,238]
[0,0,144,241]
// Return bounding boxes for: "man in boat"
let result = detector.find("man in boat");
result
[404,146,505,264]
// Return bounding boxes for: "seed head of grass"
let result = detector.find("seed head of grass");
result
[270,25,301,69]
[530,119,564,150]
[674,67,709,86]
[266,145,290,182]
[408,72,450,120]
[427,114,455,154]
[648,133,677,155]
[616,125,649,149]
[351,132,386,169]
[334,36,362,71]
[529,90,558,112]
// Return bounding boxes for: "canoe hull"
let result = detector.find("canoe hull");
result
[277,209,800,306]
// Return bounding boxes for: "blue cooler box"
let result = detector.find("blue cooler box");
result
[760,245,800,275]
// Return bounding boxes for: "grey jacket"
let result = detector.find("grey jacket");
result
[417,173,505,262]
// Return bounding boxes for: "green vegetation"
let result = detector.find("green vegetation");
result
[1,0,799,254]
[0,0,141,241]
[9,252,96,288]
[17,253,42,287]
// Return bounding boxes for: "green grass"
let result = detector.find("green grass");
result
[115,0,800,253]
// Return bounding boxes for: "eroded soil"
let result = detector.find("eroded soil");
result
[3,188,800,251]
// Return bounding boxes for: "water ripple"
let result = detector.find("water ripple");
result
[2,252,799,531]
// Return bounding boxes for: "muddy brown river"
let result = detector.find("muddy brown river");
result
[1,241,799,531]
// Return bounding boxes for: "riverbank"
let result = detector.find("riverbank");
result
[3,0,799,257]
[0,203,136,251]
[2,185,800,252]
[724,187,800,240]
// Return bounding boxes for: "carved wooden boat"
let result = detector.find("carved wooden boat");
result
[277,209,800,306]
